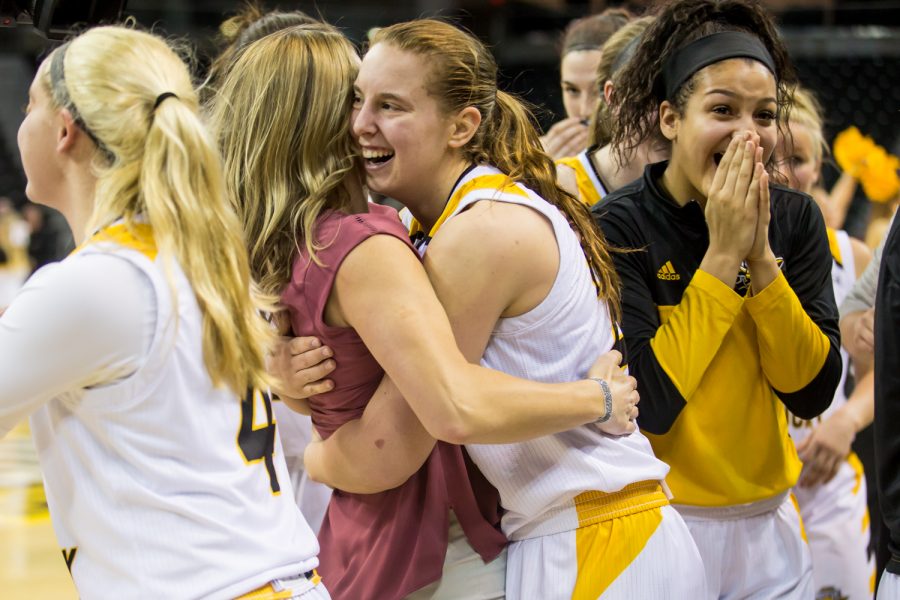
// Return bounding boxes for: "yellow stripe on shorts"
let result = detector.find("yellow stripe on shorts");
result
[848,452,864,495]
[572,481,668,599]
[789,493,809,544]
[234,583,292,600]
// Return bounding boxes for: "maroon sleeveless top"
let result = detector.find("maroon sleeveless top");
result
[281,203,505,600]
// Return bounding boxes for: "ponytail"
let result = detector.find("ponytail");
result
[47,26,273,394]
[482,91,621,321]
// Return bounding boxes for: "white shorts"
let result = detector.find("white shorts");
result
[878,571,900,600]
[505,504,706,599]
[404,511,507,600]
[794,454,875,599]
[678,493,813,600]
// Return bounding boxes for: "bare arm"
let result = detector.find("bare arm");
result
[332,232,609,443]
[304,206,636,492]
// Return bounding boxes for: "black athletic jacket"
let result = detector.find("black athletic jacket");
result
[875,214,900,573]
[592,161,841,506]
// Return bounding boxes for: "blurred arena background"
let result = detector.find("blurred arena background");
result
[0,1,897,598]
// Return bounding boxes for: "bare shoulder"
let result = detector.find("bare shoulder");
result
[428,199,557,264]
[426,200,559,317]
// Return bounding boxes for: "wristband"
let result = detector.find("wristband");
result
[590,378,613,424]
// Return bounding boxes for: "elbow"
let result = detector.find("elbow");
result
[776,353,841,420]
[420,389,480,445]
[423,411,475,445]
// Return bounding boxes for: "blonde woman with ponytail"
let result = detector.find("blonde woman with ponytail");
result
[211,22,641,600]
[5,26,328,599]
[296,18,705,599]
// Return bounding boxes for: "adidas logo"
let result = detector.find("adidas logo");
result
[657,261,681,281]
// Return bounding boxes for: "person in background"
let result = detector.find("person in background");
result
[539,8,631,160]
[556,15,664,205]
[778,86,875,600]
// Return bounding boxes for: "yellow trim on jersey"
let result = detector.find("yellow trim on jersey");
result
[573,501,663,599]
[74,222,158,260]
[849,452,864,495]
[408,172,529,239]
[789,493,809,543]
[826,227,843,267]
[863,506,871,534]
[556,155,601,206]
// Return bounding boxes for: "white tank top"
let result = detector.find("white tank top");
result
[411,166,669,541]
[29,224,319,599]
[788,228,856,443]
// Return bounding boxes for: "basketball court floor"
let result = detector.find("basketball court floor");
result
[0,422,78,599]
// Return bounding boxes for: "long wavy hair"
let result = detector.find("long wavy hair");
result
[208,24,360,301]
[40,26,273,394]
[371,19,622,320]
[611,0,798,167]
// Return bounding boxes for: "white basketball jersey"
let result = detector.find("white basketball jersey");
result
[29,225,318,599]
[410,166,669,542]
[788,228,856,444]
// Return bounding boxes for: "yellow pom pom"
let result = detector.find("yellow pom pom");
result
[859,145,900,204]
[833,126,875,178]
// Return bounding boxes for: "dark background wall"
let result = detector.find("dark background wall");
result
[0,0,898,227]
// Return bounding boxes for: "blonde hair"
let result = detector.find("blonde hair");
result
[787,86,827,164]
[41,26,273,394]
[372,19,621,320]
[208,24,360,300]
[590,16,654,147]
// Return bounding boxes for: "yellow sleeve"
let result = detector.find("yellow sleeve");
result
[649,269,744,399]
[744,271,831,392]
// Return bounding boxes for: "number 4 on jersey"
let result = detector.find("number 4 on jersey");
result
[237,388,280,494]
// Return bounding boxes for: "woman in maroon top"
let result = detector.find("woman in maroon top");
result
[209,23,638,600]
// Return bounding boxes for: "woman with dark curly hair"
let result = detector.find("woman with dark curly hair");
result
[592,0,842,596]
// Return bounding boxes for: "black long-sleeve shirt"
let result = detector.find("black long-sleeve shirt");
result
[593,161,841,507]
[874,214,900,573]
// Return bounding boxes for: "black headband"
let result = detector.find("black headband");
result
[661,31,776,100]
[50,42,113,158]
[610,34,643,78]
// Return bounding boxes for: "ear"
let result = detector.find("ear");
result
[659,100,679,142]
[447,106,481,149]
[603,80,614,105]
[56,108,80,154]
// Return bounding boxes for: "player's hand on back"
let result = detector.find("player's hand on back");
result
[269,336,336,403]
[587,349,639,436]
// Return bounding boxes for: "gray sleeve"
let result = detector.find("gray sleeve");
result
[840,214,896,317]
[840,237,883,316]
